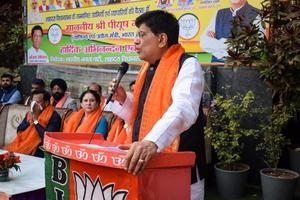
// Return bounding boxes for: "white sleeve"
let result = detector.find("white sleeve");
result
[143,57,204,152]
[111,92,133,123]
[200,12,228,59]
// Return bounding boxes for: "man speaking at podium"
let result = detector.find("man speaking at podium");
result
[109,10,206,199]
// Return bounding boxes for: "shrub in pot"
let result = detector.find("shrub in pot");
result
[205,91,260,199]
[225,0,300,198]
[257,109,299,200]
[253,0,300,199]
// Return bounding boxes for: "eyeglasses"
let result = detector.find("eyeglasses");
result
[135,31,161,40]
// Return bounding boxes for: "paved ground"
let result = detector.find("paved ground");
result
[205,185,262,200]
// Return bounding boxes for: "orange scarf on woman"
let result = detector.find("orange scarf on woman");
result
[5,105,55,155]
[107,117,127,144]
[63,101,104,133]
[126,44,185,152]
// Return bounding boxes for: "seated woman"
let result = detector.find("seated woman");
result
[63,90,108,138]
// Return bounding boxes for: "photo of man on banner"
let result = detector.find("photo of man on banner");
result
[28,25,49,64]
[200,0,262,62]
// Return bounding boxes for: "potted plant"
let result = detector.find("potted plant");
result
[256,0,300,199]
[205,91,260,199]
[230,0,300,198]
[225,0,300,198]
[260,0,300,196]
[256,108,299,200]
[0,151,21,182]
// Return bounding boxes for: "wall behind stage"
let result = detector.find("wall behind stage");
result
[20,64,139,98]
[26,0,262,65]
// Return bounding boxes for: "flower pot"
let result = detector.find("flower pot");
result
[214,163,250,199]
[0,169,9,182]
[288,147,300,198]
[260,168,299,200]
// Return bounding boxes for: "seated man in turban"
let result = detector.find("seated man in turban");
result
[50,78,78,111]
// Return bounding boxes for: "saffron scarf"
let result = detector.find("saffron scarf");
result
[126,44,185,152]
[107,117,127,144]
[50,92,69,108]
[5,105,55,155]
[63,100,104,133]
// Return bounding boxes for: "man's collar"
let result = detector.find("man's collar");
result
[230,2,248,16]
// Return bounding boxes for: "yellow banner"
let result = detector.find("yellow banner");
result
[26,0,262,64]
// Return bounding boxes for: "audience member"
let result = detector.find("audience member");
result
[107,116,127,144]
[0,73,22,104]
[50,78,78,111]
[106,81,135,143]
[88,82,102,96]
[63,90,108,138]
[24,78,45,106]
[4,89,61,157]
[88,82,117,112]
[88,82,105,106]
[39,0,49,12]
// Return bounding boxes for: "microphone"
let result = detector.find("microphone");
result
[106,62,129,104]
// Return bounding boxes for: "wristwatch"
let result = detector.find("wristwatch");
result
[33,120,39,125]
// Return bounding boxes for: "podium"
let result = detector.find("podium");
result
[44,133,195,200]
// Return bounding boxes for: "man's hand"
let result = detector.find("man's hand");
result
[31,102,42,121]
[122,141,158,175]
[108,79,127,105]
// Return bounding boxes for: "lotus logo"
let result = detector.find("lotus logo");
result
[73,172,128,200]
[179,14,200,40]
